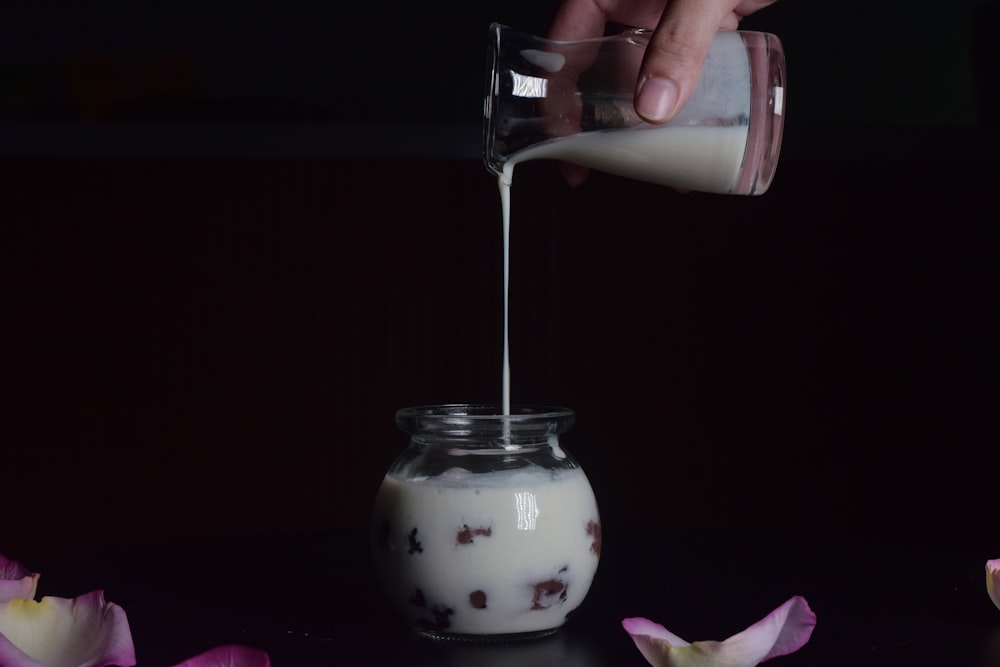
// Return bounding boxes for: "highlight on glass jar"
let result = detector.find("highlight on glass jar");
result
[370,404,601,641]
[483,23,786,195]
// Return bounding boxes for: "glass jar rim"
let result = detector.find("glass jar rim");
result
[395,404,574,437]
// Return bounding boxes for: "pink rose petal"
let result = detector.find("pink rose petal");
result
[169,644,272,667]
[0,555,39,603]
[623,596,816,667]
[622,616,691,667]
[0,589,136,667]
[622,617,690,646]
[987,559,1000,611]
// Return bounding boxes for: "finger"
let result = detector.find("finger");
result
[734,0,780,20]
[546,0,609,42]
[545,1,608,187]
[559,161,590,188]
[635,0,735,123]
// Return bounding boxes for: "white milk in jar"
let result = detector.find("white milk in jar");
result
[372,466,600,636]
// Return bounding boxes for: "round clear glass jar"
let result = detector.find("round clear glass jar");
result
[371,404,601,641]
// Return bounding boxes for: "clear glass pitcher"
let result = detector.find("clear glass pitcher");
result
[484,24,786,195]
[370,404,601,641]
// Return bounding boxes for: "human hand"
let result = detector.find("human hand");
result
[547,0,777,185]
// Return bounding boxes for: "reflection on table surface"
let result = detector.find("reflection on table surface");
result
[26,526,1000,666]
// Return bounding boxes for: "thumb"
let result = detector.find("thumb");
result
[634,6,723,123]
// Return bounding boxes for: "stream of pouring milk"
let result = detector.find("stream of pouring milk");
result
[497,124,749,416]
[499,176,512,415]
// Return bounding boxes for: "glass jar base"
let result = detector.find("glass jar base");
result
[413,626,561,643]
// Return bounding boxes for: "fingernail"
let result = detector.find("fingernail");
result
[636,75,678,122]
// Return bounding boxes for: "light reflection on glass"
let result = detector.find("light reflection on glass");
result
[515,491,539,530]
[511,71,547,99]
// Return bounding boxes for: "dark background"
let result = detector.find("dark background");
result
[1,0,998,564]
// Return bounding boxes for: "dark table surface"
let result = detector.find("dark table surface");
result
[25,525,1000,667]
